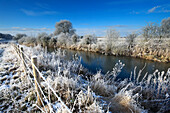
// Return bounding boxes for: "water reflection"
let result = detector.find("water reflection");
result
[55,48,170,79]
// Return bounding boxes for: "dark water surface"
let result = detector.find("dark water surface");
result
[52,48,170,80]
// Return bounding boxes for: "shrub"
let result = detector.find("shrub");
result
[18,36,36,45]
[14,33,27,40]
[57,33,73,46]
[80,34,97,45]
[36,32,51,47]
[26,37,36,44]
[49,38,57,47]
[18,37,26,44]
[71,34,78,44]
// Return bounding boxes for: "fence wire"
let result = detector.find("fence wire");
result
[13,44,72,113]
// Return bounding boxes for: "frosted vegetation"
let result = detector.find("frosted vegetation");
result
[16,18,170,62]
[0,44,169,112]
[0,18,169,112]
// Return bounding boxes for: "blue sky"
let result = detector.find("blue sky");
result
[0,0,169,36]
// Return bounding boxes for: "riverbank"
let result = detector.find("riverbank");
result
[0,43,169,112]
[19,37,170,63]
[55,37,170,63]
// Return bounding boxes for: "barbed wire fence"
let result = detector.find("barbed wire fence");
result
[12,44,72,113]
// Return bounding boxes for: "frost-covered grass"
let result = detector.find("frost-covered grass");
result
[0,44,169,112]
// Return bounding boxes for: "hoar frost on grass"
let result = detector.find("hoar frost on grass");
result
[0,44,169,113]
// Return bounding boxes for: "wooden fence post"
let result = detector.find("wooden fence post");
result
[13,45,18,54]
[31,56,43,106]
[20,47,27,75]
[17,45,20,54]
[16,45,21,58]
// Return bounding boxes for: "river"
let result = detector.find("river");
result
[51,48,170,80]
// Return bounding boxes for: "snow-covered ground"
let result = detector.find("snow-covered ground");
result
[0,44,169,113]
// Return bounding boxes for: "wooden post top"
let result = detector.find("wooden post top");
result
[31,56,37,59]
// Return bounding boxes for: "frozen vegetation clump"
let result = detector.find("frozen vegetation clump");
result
[18,36,36,45]
[71,34,78,44]
[80,34,97,45]
[0,44,169,112]
[57,33,73,46]
[14,33,27,41]
[36,32,51,47]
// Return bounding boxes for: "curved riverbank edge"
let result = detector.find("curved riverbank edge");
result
[19,41,170,63]
[55,44,170,63]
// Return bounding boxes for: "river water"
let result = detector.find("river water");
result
[53,48,170,80]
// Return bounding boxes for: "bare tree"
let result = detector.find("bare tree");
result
[142,22,160,40]
[54,20,75,36]
[161,17,170,38]
[106,29,119,39]
[105,29,119,51]
[126,33,138,49]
